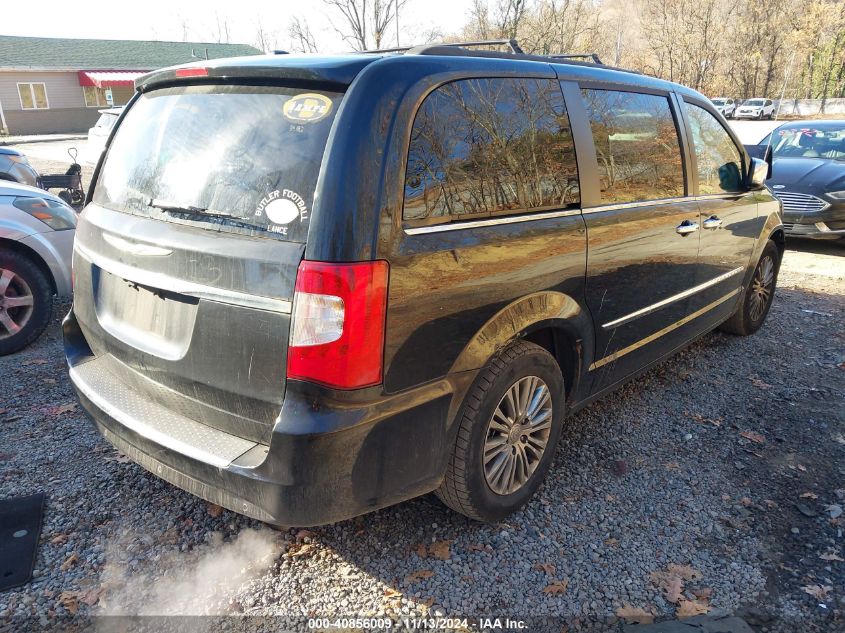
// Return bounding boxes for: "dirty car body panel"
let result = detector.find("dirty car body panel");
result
[65,50,782,525]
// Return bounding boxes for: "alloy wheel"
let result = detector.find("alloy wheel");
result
[749,255,774,322]
[0,268,35,339]
[483,376,553,496]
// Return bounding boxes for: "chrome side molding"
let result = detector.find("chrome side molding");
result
[602,267,744,330]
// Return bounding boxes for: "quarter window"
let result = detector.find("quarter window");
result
[685,103,744,194]
[403,78,580,223]
[581,89,684,204]
[18,83,49,110]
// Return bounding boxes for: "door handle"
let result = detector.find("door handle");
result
[703,215,723,230]
[676,220,699,236]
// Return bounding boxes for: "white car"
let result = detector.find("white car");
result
[82,107,123,165]
[735,98,776,120]
[710,97,736,118]
[0,180,75,354]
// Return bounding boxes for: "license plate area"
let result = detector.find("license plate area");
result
[92,266,199,361]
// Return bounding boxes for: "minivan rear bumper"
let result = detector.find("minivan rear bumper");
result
[64,307,455,526]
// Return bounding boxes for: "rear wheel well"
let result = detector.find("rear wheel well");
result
[770,229,785,258]
[0,238,57,294]
[522,327,580,400]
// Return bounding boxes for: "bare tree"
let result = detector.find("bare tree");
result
[254,19,278,53]
[289,16,320,53]
[324,0,409,50]
[214,13,231,44]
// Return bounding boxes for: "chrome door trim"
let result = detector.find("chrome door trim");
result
[602,266,743,330]
[74,242,293,314]
[581,196,691,215]
[590,288,740,370]
[403,208,582,235]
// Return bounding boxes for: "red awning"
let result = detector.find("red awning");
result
[78,71,146,88]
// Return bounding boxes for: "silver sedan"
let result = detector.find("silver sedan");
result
[0,180,75,354]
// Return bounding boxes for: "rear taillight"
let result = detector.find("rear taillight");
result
[287,260,389,390]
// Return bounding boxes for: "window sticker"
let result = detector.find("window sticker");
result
[283,93,333,123]
[256,189,309,236]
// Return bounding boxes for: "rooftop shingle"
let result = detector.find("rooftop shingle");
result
[0,35,262,70]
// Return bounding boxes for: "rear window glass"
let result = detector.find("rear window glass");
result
[93,85,342,242]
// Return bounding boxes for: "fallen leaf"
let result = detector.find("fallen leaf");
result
[740,430,765,444]
[677,598,710,617]
[665,462,680,470]
[22,358,48,366]
[542,579,569,595]
[412,543,428,558]
[287,543,314,557]
[405,570,435,584]
[382,587,402,599]
[58,591,80,615]
[800,492,819,500]
[421,597,435,608]
[604,538,620,547]
[616,604,654,625]
[104,450,132,464]
[693,587,713,600]
[802,584,832,600]
[605,494,616,502]
[295,529,315,540]
[465,543,486,552]
[81,588,101,606]
[820,550,844,562]
[50,534,69,545]
[206,503,223,518]
[750,377,772,389]
[663,576,684,604]
[740,497,752,507]
[797,464,807,472]
[55,403,78,416]
[533,562,555,576]
[60,553,79,571]
[428,540,453,561]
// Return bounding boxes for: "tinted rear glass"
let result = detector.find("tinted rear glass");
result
[93,85,342,242]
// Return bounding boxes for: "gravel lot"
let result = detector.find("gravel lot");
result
[0,149,843,632]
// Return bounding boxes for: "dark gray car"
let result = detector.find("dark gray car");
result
[0,147,39,187]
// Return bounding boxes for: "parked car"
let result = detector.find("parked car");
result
[64,44,783,526]
[746,121,845,239]
[82,107,123,165]
[735,98,776,119]
[0,147,39,187]
[0,180,75,354]
[710,97,736,118]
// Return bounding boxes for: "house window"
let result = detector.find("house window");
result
[17,83,49,110]
[83,86,111,107]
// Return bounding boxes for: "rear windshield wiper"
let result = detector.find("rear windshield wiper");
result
[149,199,265,232]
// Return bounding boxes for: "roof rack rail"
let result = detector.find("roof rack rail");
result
[352,39,627,73]
[360,39,524,55]
[548,53,603,64]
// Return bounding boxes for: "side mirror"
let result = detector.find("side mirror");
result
[749,157,769,189]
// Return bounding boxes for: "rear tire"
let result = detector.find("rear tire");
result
[436,340,565,522]
[0,250,53,355]
[720,240,780,336]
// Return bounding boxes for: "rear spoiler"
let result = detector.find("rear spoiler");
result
[135,56,374,93]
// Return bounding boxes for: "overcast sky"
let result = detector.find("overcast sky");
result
[3,0,474,51]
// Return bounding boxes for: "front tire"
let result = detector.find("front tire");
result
[0,251,53,355]
[436,340,565,522]
[720,240,780,336]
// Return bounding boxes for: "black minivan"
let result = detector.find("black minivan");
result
[65,43,783,526]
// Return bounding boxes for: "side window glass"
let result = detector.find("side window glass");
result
[581,89,685,204]
[403,78,580,223]
[685,103,744,194]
